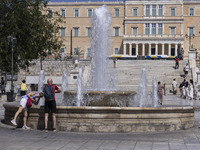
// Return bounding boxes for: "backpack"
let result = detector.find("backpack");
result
[44,85,54,100]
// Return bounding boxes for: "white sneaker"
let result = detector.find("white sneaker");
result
[22,125,30,130]
[11,120,17,126]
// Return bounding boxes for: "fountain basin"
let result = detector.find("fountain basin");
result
[63,91,136,107]
[3,103,195,132]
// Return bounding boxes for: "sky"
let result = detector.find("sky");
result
[49,0,124,2]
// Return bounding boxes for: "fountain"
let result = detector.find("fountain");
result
[64,5,135,107]
[3,5,196,133]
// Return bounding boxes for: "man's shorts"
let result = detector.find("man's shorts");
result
[20,98,28,111]
[44,101,56,113]
[185,71,188,75]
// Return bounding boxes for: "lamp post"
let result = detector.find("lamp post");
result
[7,35,17,101]
[185,33,195,51]
[70,29,73,58]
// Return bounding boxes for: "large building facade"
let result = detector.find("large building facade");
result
[48,0,200,59]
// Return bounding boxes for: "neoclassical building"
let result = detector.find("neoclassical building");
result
[47,0,200,59]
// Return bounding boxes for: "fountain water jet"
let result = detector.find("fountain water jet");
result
[77,67,83,106]
[89,5,113,90]
[38,70,45,106]
[61,68,68,104]
[152,74,158,107]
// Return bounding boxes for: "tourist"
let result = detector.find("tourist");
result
[43,78,61,132]
[113,58,117,68]
[180,48,184,60]
[179,83,183,98]
[20,80,29,96]
[157,81,164,105]
[1,77,6,95]
[183,63,189,78]
[175,57,180,69]
[172,78,177,95]
[189,79,194,100]
[11,92,43,129]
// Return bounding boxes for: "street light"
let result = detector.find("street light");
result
[7,35,17,101]
[185,33,195,51]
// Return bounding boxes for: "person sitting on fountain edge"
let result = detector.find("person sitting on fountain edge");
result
[11,92,43,129]
[43,78,61,132]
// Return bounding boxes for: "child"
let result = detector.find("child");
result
[11,92,43,129]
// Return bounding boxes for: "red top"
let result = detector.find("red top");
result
[44,84,59,101]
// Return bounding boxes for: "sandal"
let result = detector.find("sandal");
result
[52,128,56,132]
[43,128,48,132]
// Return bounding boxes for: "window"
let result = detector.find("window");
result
[152,23,156,35]
[158,23,163,35]
[115,8,119,17]
[74,28,79,37]
[87,28,92,36]
[75,9,79,17]
[189,8,194,16]
[189,27,194,36]
[47,9,52,17]
[158,5,163,16]
[61,9,66,17]
[133,8,137,16]
[132,27,137,35]
[146,5,150,16]
[152,5,156,16]
[145,23,150,35]
[114,28,119,36]
[170,27,176,35]
[88,9,93,17]
[60,48,65,53]
[114,48,119,54]
[171,8,175,16]
[60,28,65,37]
[87,48,91,56]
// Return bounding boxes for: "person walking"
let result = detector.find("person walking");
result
[183,63,189,78]
[175,57,180,69]
[1,77,6,95]
[180,48,184,60]
[189,79,194,100]
[179,83,183,98]
[20,80,29,96]
[172,78,177,95]
[11,92,43,129]
[43,78,61,132]
[157,81,164,105]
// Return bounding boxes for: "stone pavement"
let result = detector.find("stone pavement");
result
[1,94,200,150]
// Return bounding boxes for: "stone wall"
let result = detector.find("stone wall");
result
[3,102,196,132]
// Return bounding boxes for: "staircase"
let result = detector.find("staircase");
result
[115,59,191,94]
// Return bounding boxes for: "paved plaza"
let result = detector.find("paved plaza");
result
[0,95,200,150]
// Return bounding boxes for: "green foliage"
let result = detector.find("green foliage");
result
[0,0,63,73]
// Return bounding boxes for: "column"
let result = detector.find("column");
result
[162,44,165,55]
[175,44,178,56]
[155,43,158,55]
[123,44,126,55]
[136,44,138,56]
[142,44,145,56]
[129,43,132,56]
[168,44,171,56]
[149,43,151,55]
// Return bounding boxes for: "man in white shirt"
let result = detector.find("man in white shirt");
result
[184,63,189,78]
[172,78,177,95]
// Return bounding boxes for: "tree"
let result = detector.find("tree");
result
[0,0,63,73]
